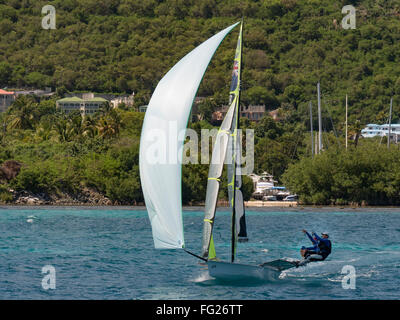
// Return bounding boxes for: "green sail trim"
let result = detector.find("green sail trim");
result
[208,235,217,260]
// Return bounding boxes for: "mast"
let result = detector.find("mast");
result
[310,101,314,158]
[388,97,393,149]
[230,21,243,263]
[345,94,348,150]
[317,82,322,154]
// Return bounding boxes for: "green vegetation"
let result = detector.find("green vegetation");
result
[283,140,400,205]
[1,0,400,205]
[0,95,145,204]
[0,95,267,204]
[1,0,400,119]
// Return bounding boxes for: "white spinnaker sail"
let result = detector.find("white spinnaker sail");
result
[139,22,240,249]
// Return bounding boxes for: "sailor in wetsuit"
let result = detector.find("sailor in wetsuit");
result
[297,230,331,266]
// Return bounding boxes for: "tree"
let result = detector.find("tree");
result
[197,98,218,122]
[254,115,283,140]
[348,120,362,148]
[7,96,37,130]
[242,86,279,109]
[0,62,12,85]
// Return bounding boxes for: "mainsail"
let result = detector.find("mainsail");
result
[139,22,240,249]
[201,22,247,261]
[201,95,238,259]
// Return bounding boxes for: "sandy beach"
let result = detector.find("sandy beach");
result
[245,200,298,207]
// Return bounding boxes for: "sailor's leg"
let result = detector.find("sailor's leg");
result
[297,259,308,266]
[307,254,324,261]
[304,249,317,259]
[297,254,323,266]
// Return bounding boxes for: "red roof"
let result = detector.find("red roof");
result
[0,89,14,95]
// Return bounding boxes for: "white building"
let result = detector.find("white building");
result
[15,87,54,97]
[57,96,108,115]
[110,92,134,109]
[361,123,400,142]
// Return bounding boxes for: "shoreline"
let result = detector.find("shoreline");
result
[1,202,400,211]
[245,200,297,207]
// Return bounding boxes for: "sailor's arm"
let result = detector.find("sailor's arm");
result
[312,232,323,241]
[304,230,317,244]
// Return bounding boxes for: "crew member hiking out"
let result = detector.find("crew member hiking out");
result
[296,230,332,267]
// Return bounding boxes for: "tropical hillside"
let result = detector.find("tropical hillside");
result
[1,0,400,205]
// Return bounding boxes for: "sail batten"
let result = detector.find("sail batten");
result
[140,22,240,250]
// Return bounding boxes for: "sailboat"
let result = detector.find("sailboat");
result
[139,21,296,281]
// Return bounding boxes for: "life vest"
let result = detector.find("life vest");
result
[318,240,331,259]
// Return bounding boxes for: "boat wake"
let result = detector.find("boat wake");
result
[192,271,214,284]
[279,253,388,283]
[26,215,38,223]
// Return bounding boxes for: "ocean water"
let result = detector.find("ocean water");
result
[0,206,399,300]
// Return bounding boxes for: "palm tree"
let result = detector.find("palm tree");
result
[35,123,53,142]
[348,120,362,148]
[97,117,120,139]
[69,113,84,138]
[82,116,98,138]
[98,102,113,117]
[53,118,76,142]
[7,96,38,130]
[96,108,121,139]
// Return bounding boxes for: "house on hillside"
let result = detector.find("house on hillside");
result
[14,87,54,97]
[211,104,266,124]
[65,92,135,109]
[0,89,16,112]
[361,123,400,143]
[110,92,135,108]
[56,96,108,115]
[241,105,265,121]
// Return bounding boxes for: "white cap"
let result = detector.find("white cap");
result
[321,232,329,237]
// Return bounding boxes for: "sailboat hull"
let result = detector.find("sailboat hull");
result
[207,260,283,281]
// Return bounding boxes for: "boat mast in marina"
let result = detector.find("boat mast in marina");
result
[388,97,393,149]
[310,101,314,157]
[317,82,322,154]
[345,94,348,150]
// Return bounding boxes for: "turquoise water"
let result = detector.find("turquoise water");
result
[0,206,399,300]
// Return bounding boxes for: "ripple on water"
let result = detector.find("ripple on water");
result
[0,207,399,299]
